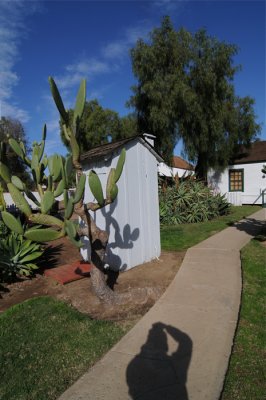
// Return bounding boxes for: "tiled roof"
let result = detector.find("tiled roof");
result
[172,156,194,170]
[231,140,266,164]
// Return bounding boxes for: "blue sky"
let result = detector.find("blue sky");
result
[0,0,265,157]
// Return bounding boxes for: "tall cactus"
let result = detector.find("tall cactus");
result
[0,129,87,246]
[0,184,6,211]
[0,78,126,304]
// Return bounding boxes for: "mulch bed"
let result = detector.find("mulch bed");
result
[0,237,185,321]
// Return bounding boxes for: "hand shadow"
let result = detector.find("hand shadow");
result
[101,202,140,271]
[126,322,192,399]
[102,202,140,250]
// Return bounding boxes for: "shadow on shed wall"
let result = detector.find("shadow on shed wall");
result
[80,202,140,271]
[102,202,140,271]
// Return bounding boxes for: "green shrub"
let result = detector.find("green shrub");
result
[0,230,44,282]
[159,180,231,225]
[0,220,9,238]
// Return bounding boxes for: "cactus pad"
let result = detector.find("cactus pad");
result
[11,175,25,191]
[74,79,86,127]
[88,171,104,207]
[9,138,25,159]
[114,148,126,183]
[7,183,31,216]
[0,162,11,183]
[48,77,69,124]
[41,190,55,214]
[73,174,86,204]
[25,227,64,242]
[1,211,24,234]
[29,213,64,228]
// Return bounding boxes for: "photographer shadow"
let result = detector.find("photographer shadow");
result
[126,322,192,400]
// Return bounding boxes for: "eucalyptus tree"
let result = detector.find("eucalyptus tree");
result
[128,16,191,164]
[0,117,33,189]
[129,16,261,179]
[120,113,138,137]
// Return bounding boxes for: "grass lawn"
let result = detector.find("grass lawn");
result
[0,297,127,400]
[161,205,261,251]
[221,236,266,399]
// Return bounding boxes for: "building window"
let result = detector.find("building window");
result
[229,169,244,192]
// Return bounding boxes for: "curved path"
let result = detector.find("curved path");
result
[59,209,265,400]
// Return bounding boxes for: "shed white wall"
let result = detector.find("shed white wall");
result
[208,161,266,205]
[158,162,193,178]
[81,139,161,271]
[3,192,64,209]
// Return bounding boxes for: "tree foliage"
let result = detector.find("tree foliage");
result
[60,100,137,153]
[129,16,261,178]
[128,17,191,164]
[120,113,138,137]
[0,117,33,190]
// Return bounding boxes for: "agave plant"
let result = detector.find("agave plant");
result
[0,230,43,281]
[0,221,9,239]
[159,179,231,225]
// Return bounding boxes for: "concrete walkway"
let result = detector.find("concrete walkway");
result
[58,209,265,400]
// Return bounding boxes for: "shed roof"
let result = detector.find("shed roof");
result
[231,140,266,164]
[172,156,194,170]
[80,134,163,163]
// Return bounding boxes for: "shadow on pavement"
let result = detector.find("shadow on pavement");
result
[126,322,192,399]
[229,217,265,236]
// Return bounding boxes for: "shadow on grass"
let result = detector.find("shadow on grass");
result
[253,223,266,242]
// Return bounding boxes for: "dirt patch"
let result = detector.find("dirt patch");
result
[0,237,185,321]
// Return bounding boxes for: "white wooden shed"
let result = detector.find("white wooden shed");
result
[208,141,266,206]
[80,133,163,271]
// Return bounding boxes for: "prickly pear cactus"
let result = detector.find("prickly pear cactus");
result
[0,78,126,252]
[0,184,6,211]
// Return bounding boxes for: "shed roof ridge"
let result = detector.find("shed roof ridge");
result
[80,133,163,163]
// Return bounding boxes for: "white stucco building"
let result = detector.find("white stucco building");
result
[80,134,163,271]
[208,141,266,206]
[158,156,194,178]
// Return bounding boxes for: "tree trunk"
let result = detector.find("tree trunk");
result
[89,226,120,303]
[89,225,154,305]
[195,152,208,183]
[75,203,152,305]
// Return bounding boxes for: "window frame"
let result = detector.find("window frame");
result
[228,168,244,192]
